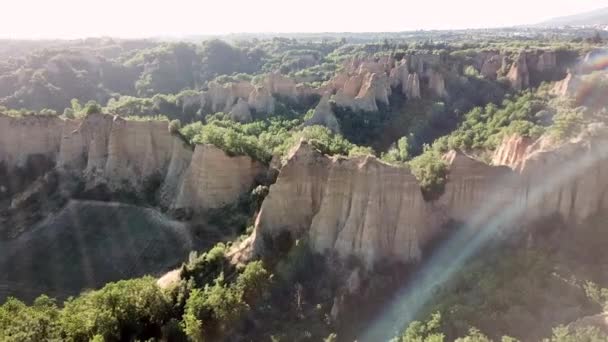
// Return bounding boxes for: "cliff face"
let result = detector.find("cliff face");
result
[0,113,265,213]
[173,145,265,212]
[250,129,608,268]
[254,141,436,267]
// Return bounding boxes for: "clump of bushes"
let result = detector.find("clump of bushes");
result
[180,114,373,163]
[0,242,271,342]
[409,147,449,201]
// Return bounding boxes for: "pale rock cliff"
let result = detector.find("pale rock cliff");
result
[389,59,409,91]
[304,93,341,133]
[333,72,380,112]
[249,126,608,268]
[0,113,265,213]
[492,135,534,170]
[480,54,503,79]
[253,141,436,267]
[0,115,64,169]
[265,73,299,100]
[248,86,276,114]
[173,144,265,212]
[439,150,517,224]
[553,72,577,96]
[507,52,530,91]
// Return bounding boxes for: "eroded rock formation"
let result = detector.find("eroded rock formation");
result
[0,113,265,214]
[508,52,530,91]
[253,141,434,267]
[248,127,608,268]
[304,93,340,133]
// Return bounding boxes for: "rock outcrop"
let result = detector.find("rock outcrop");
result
[173,145,265,212]
[333,72,381,112]
[492,135,534,169]
[253,141,434,267]
[438,150,517,224]
[0,113,265,214]
[304,94,340,133]
[480,53,503,79]
[248,86,275,114]
[507,52,530,91]
[248,126,608,268]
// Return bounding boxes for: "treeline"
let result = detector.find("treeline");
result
[0,38,345,112]
[0,244,270,341]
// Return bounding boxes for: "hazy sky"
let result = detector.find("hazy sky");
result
[2,0,608,39]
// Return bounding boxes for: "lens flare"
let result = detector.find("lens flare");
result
[362,138,608,341]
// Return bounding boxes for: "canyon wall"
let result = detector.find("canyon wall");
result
[0,113,265,212]
[250,128,608,267]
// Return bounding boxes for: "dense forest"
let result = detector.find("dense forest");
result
[2,28,608,342]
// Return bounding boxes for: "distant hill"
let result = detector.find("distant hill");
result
[539,7,608,27]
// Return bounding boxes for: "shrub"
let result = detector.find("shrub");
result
[169,119,182,134]
[60,277,171,341]
[409,147,448,201]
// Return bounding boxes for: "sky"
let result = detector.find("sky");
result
[2,0,608,39]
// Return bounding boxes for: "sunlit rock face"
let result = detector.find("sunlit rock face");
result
[0,113,265,213]
[0,115,64,198]
[304,93,340,133]
[438,150,517,225]
[492,134,534,170]
[508,52,530,91]
[253,141,436,267]
[519,130,608,223]
[173,144,265,212]
[479,52,503,79]
[250,127,608,268]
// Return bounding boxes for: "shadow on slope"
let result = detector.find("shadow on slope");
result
[0,200,214,303]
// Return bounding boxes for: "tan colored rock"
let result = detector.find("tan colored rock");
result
[370,73,391,106]
[304,93,340,133]
[389,59,409,89]
[439,150,518,225]
[0,113,266,217]
[248,86,275,114]
[342,74,364,97]
[229,98,253,123]
[492,135,533,170]
[518,130,608,223]
[58,113,114,171]
[253,141,435,267]
[507,52,530,91]
[552,72,577,96]
[265,73,298,100]
[480,54,503,79]
[159,137,194,209]
[253,141,331,241]
[0,115,64,169]
[103,117,175,190]
[173,144,265,211]
[205,81,236,113]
